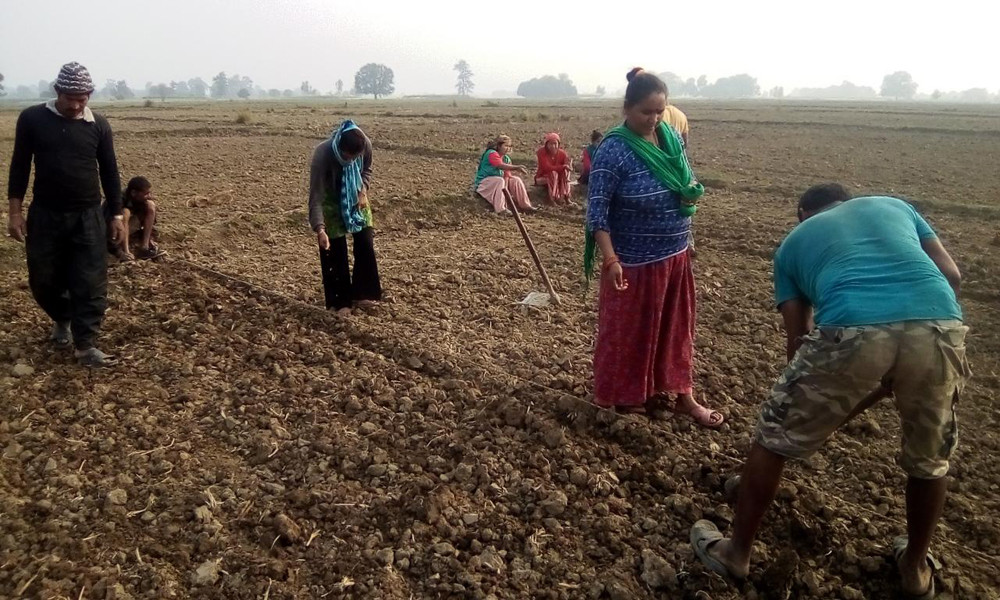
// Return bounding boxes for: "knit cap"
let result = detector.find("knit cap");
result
[53,62,95,94]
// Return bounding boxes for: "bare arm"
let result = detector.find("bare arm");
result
[779,298,814,362]
[595,230,616,262]
[921,237,961,294]
[595,230,626,290]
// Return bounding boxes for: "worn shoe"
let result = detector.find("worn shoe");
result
[74,347,118,368]
[50,322,72,348]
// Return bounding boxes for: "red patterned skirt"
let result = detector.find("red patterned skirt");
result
[594,250,696,408]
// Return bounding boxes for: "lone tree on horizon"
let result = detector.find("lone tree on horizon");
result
[454,60,474,96]
[336,79,344,95]
[881,71,918,100]
[151,83,173,102]
[355,63,395,99]
[0,73,6,97]
[211,72,229,98]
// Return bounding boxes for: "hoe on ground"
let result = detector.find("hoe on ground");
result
[502,188,561,307]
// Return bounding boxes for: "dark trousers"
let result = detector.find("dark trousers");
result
[26,205,109,350]
[319,227,382,310]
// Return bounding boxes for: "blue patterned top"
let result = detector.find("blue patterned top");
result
[586,135,692,266]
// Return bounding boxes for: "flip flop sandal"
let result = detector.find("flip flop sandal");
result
[690,519,744,580]
[671,403,726,429]
[892,536,942,600]
[49,323,72,348]
[136,247,167,260]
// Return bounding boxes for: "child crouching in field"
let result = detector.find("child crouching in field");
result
[106,176,161,261]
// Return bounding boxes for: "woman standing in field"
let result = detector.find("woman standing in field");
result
[585,68,722,427]
[535,132,572,204]
[308,120,382,315]
[474,135,536,215]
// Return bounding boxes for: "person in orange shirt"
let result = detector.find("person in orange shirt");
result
[664,104,689,146]
[535,132,573,205]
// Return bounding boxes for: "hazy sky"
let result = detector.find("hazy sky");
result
[2,0,998,96]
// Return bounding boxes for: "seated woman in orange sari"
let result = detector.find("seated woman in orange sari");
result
[534,132,573,205]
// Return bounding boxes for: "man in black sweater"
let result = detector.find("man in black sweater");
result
[6,62,124,367]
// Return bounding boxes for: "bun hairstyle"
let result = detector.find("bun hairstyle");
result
[624,67,668,108]
[626,67,645,83]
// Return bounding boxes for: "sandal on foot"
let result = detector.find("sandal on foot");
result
[671,403,725,429]
[135,246,165,260]
[74,347,119,368]
[892,536,941,600]
[50,322,72,348]
[690,520,745,580]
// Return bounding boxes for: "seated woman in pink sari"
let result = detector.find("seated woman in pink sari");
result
[474,135,535,215]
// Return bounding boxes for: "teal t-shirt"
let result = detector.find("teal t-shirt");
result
[773,196,962,326]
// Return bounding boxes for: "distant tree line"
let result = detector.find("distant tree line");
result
[0,71,358,101]
[517,74,578,98]
[790,81,878,100]
[3,66,998,103]
[658,72,760,98]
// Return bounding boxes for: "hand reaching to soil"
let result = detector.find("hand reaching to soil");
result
[317,229,331,251]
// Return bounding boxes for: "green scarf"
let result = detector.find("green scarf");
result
[584,122,704,281]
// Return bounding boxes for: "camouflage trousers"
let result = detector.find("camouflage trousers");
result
[756,320,971,479]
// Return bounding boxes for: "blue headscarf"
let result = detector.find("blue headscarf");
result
[331,120,367,234]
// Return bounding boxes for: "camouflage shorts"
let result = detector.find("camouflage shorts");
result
[756,320,971,479]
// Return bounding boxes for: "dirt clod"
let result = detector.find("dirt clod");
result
[191,559,221,586]
[541,491,568,517]
[274,513,302,544]
[10,364,34,377]
[105,489,128,507]
[640,549,677,589]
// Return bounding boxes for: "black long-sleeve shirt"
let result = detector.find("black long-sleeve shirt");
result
[7,103,122,214]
